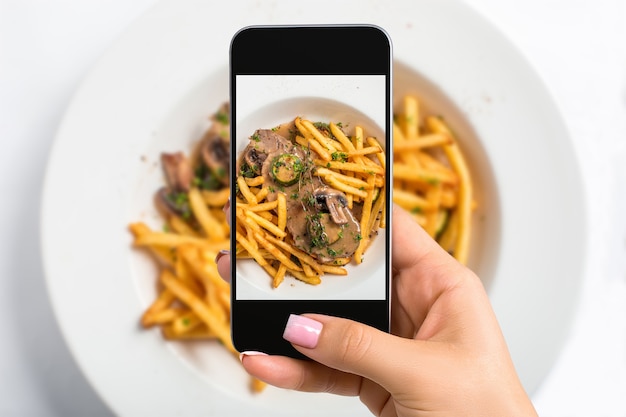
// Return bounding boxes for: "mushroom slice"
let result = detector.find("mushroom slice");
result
[156,186,192,219]
[201,132,230,185]
[241,147,267,176]
[313,187,349,224]
[161,152,193,192]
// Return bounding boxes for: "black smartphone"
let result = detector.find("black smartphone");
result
[230,25,392,357]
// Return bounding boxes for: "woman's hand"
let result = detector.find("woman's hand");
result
[216,204,537,417]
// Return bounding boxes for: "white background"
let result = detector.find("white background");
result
[0,0,624,416]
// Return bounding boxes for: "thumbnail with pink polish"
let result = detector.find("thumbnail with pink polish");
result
[282,314,323,349]
[239,351,268,362]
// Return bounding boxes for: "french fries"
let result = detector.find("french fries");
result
[234,117,386,288]
[393,94,474,264]
[131,211,267,392]
[130,105,267,394]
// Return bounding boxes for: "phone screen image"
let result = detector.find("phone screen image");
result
[230,26,391,356]
[235,74,387,301]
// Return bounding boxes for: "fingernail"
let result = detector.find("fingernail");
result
[239,351,268,362]
[223,197,231,213]
[214,249,229,264]
[283,314,323,349]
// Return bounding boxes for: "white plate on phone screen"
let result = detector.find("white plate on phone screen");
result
[41,0,587,415]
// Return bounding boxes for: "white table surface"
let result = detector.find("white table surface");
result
[1,0,624,416]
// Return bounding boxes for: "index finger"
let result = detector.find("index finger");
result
[240,353,363,395]
[216,198,231,282]
[390,204,475,337]
[391,204,463,275]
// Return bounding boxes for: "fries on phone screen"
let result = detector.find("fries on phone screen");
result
[234,118,387,287]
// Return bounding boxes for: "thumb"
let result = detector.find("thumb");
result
[283,313,431,394]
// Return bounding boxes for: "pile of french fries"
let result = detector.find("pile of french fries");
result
[129,169,267,392]
[392,95,473,264]
[235,117,386,288]
[128,94,473,395]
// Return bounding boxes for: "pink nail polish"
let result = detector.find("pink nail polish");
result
[239,351,268,362]
[214,249,229,264]
[283,314,323,349]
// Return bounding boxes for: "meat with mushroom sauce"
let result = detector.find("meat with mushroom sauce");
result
[156,103,231,221]
[237,128,362,263]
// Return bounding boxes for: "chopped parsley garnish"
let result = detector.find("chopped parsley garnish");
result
[193,164,221,190]
[303,193,316,207]
[307,213,327,248]
[215,110,229,125]
[313,121,336,139]
[239,162,257,178]
[331,151,348,162]
[165,191,192,219]
[313,121,330,131]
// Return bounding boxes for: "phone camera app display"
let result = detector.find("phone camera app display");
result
[234,75,388,301]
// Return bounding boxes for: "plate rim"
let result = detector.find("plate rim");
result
[40,0,589,415]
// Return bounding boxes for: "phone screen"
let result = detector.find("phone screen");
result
[230,26,391,356]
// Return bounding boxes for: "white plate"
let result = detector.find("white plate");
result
[40,0,587,416]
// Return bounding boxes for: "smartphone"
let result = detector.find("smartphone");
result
[230,25,392,357]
